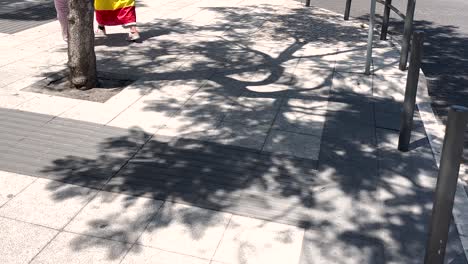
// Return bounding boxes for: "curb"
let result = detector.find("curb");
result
[383,21,468,261]
[340,11,468,260]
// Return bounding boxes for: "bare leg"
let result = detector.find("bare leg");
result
[54,0,69,41]
[127,25,140,41]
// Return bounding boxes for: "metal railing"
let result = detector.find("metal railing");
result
[343,0,416,70]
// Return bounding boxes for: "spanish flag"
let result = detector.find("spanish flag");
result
[95,0,136,26]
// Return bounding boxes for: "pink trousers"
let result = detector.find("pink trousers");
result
[54,0,69,40]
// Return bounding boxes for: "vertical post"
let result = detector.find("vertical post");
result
[305,0,311,7]
[399,0,416,70]
[380,0,392,40]
[365,0,377,75]
[398,31,424,151]
[344,0,352,20]
[423,105,468,264]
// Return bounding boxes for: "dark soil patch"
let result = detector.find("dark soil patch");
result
[22,71,135,103]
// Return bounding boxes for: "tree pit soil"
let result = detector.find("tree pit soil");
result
[22,71,135,103]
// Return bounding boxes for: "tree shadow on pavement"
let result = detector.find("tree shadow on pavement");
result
[24,3,446,264]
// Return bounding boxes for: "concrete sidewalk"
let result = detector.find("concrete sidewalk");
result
[0,0,465,263]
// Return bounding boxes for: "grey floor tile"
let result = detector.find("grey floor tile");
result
[213,215,304,264]
[0,217,58,264]
[121,245,210,264]
[0,179,97,229]
[138,202,231,259]
[0,171,36,207]
[263,130,321,160]
[375,110,425,132]
[322,119,376,146]
[203,122,270,150]
[65,191,163,243]
[31,232,131,264]
[273,107,326,137]
[300,228,386,264]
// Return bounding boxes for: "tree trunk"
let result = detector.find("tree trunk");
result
[68,0,97,90]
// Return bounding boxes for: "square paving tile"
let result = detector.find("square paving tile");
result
[263,130,321,160]
[107,108,178,133]
[331,72,372,96]
[212,215,305,264]
[65,191,163,243]
[156,111,223,139]
[121,245,210,264]
[0,93,36,108]
[0,217,58,264]
[299,228,386,264]
[31,232,131,264]
[0,179,97,229]
[0,171,36,207]
[15,95,80,116]
[60,102,126,125]
[335,48,372,73]
[273,106,327,137]
[203,122,271,150]
[138,202,232,259]
[224,97,282,126]
[372,74,406,102]
[295,44,337,69]
[288,68,333,99]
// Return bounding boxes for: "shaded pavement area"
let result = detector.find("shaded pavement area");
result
[0,0,465,263]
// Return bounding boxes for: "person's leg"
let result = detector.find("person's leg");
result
[127,25,139,41]
[54,0,69,41]
[96,24,106,35]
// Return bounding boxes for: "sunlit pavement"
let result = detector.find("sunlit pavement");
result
[0,0,465,263]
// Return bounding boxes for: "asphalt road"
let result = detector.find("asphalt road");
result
[302,0,468,122]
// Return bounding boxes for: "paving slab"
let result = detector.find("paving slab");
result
[138,202,232,259]
[331,71,373,97]
[0,216,58,264]
[31,232,131,264]
[15,94,81,116]
[263,130,321,160]
[65,191,163,243]
[0,171,36,207]
[121,245,210,264]
[0,0,457,263]
[0,179,97,229]
[300,227,386,264]
[212,215,304,264]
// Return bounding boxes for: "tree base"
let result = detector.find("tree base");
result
[22,71,135,103]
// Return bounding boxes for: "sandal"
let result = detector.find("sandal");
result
[127,31,140,42]
[95,25,107,36]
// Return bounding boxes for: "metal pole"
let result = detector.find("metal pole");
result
[365,0,377,75]
[398,31,424,151]
[380,0,392,40]
[305,0,311,7]
[399,0,416,70]
[423,105,468,264]
[344,0,352,20]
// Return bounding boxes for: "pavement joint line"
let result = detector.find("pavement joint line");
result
[116,200,167,264]
[22,120,162,263]
[260,96,285,152]
[0,212,61,232]
[103,80,156,126]
[0,176,38,210]
[131,240,214,263]
[209,214,233,263]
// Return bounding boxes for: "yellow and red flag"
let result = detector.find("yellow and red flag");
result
[95,0,136,26]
